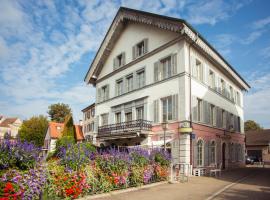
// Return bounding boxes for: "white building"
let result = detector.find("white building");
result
[84,7,250,169]
[0,116,22,139]
[81,103,95,142]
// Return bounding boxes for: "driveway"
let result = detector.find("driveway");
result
[88,167,270,200]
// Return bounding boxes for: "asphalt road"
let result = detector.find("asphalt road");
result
[212,167,270,200]
[86,167,270,200]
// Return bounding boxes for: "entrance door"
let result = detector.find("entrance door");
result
[222,143,226,169]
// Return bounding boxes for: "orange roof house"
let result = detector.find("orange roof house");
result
[44,122,85,152]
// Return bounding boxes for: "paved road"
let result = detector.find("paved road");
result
[212,167,270,200]
[87,167,270,200]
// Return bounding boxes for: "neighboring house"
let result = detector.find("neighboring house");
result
[84,7,250,170]
[246,129,270,163]
[44,122,84,152]
[0,117,22,139]
[81,103,95,142]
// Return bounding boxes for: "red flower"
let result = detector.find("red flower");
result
[3,182,14,193]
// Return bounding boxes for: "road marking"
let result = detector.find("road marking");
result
[205,172,257,200]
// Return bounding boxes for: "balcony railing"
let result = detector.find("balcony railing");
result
[98,119,152,138]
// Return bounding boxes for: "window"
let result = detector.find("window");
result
[99,85,109,102]
[210,104,215,126]
[91,108,95,117]
[87,111,90,119]
[229,86,233,101]
[115,112,121,124]
[222,110,226,129]
[137,69,145,88]
[101,113,109,126]
[197,98,202,122]
[114,52,125,69]
[161,56,172,79]
[194,59,203,82]
[236,92,240,105]
[116,79,123,96]
[136,107,144,120]
[125,112,132,122]
[133,39,148,59]
[209,70,215,89]
[137,41,145,57]
[91,122,94,131]
[210,141,216,164]
[162,96,172,122]
[126,74,133,92]
[221,79,225,96]
[197,139,204,167]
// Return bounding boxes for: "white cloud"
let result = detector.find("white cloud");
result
[260,46,270,59]
[241,30,265,45]
[244,72,270,128]
[252,16,270,30]
[212,34,236,56]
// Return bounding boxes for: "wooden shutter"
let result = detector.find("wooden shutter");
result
[113,58,117,70]
[172,53,177,75]
[154,62,159,82]
[191,56,196,78]
[106,85,109,100]
[226,111,230,130]
[97,88,101,103]
[143,38,148,54]
[193,139,198,168]
[172,94,178,120]
[132,46,136,60]
[122,52,126,65]
[216,107,221,128]
[204,64,208,85]
[153,99,159,123]
[213,106,217,126]
[204,140,209,167]
[192,96,198,122]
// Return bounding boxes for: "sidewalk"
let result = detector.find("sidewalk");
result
[84,168,256,200]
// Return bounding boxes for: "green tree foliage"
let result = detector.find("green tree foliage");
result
[55,114,75,153]
[244,120,263,132]
[47,103,72,123]
[18,115,48,147]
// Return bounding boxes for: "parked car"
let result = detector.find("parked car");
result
[246,156,259,164]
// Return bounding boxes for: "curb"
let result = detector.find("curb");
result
[79,181,167,200]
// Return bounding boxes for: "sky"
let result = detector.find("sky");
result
[0,0,270,128]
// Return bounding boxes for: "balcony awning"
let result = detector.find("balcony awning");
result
[151,139,172,147]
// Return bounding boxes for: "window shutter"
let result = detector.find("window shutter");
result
[191,56,196,77]
[132,46,136,60]
[192,96,198,122]
[217,77,221,93]
[234,115,238,132]
[216,107,221,128]
[172,53,177,75]
[212,72,216,90]
[193,139,198,168]
[153,99,159,123]
[154,62,159,82]
[144,38,148,54]
[226,111,230,130]
[213,106,217,126]
[204,64,209,85]
[97,88,101,103]
[172,94,178,120]
[113,58,117,70]
[106,85,109,100]
[204,140,209,167]
[122,52,126,65]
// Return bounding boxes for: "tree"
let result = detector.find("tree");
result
[18,115,48,147]
[55,114,75,153]
[244,120,263,132]
[47,103,72,123]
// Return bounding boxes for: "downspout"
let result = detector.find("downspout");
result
[188,31,199,166]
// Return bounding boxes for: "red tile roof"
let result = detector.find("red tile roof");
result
[0,118,18,128]
[74,125,84,141]
[48,122,84,141]
[48,122,64,139]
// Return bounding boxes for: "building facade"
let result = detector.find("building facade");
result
[84,8,250,170]
[246,129,270,164]
[0,116,22,140]
[82,103,95,142]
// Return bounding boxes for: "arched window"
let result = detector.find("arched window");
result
[210,141,216,164]
[197,139,204,167]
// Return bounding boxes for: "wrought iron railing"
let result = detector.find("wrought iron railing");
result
[98,119,152,137]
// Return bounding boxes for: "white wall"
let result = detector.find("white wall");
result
[99,22,179,79]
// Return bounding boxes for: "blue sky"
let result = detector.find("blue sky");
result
[0,0,270,128]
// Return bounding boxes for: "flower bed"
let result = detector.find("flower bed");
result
[0,140,170,200]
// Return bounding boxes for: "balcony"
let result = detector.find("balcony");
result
[97,119,152,140]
